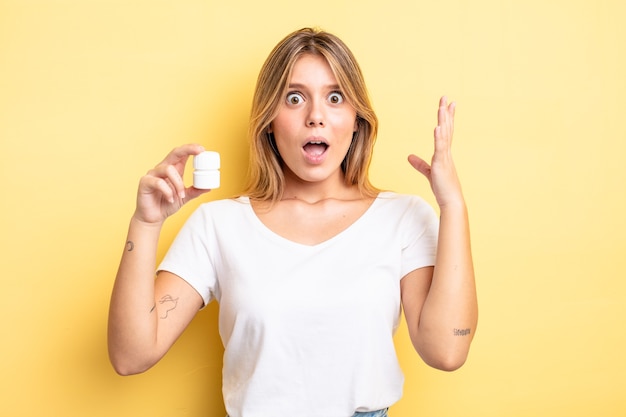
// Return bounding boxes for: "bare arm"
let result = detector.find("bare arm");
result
[107,144,209,375]
[402,97,478,371]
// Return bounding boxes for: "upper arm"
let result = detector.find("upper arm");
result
[152,271,205,355]
[400,266,434,350]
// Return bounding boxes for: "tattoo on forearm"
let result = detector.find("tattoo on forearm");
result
[454,328,471,336]
[157,294,179,319]
[126,240,134,251]
[149,304,156,313]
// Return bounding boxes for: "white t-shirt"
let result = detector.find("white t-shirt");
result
[158,191,439,417]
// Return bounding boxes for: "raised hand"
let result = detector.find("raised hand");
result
[408,96,464,208]
[133,144,210,224]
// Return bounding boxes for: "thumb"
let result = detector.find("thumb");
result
[184,186,212,202]
[407,154,431,178]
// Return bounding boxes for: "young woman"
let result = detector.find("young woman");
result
[108,28,477,417]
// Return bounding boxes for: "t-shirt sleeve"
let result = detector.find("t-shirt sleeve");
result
[157,206,218,307]
[400,196,439,277]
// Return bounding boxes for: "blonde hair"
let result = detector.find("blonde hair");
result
[244,27,379,201]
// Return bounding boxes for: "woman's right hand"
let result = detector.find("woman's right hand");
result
[133,144,210,225]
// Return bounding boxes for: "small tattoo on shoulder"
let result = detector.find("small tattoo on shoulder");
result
[454,328,471,336]
[158,294,179,319]
[126,240,134,251]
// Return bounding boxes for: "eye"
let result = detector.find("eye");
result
[286,92,304,105]
[328,92,344,104]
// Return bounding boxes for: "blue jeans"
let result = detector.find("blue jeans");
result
[354,409,389,417]
[227,409,388,417]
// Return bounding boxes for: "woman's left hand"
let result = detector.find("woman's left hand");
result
[408,96,465,208]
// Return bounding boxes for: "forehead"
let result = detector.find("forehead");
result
[289,53,338,85]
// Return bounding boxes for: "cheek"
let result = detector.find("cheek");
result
[331,111,358,135]
[337,108,357,129]
[271,112,298,135]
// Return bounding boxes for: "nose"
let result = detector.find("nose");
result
[306,99,325,127]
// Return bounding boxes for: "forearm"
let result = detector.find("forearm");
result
[107,217,163,374]
[417,202,478,370]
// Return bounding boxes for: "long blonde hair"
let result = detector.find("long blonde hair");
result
[244,28,379,201]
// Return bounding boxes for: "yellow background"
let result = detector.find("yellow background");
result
[1,0,625,416]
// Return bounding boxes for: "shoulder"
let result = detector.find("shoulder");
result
[376,191,435,215]
[185,196,251,224]
[372,192,439,234]
[197,196,249,209]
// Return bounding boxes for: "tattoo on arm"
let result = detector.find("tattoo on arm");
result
[454,328,471,336]
[157,294,179,319]
[126,240,134,251]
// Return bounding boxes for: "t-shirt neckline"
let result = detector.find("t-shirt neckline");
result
[238,192,391,249]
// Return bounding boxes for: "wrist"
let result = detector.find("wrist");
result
[438,198,467,215]
[129,214,165,230]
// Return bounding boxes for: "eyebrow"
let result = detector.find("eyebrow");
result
[288,83,342,90]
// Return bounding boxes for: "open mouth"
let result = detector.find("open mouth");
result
[303,140,328,156]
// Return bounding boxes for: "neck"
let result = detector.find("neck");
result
[282,172,359,204]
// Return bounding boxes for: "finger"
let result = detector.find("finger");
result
[437,96,455,121]
[438,105,447,136]
[140,175,175,204]
[437,96,446,127]
[184,186,212,202]
[437,97,451,139]
[164,164,186,200]
[161,143,206,166]
[407,154,432,178]
[436,98,456,148]
[447,101,456,140]
[449,100,456,119]
[439,95,447,109]
[433,126,447,154]
[156,178,176,204]
[149,159,187,197]
[143,165,180,201]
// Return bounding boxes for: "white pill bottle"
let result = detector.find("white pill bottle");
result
[193,151,220,189]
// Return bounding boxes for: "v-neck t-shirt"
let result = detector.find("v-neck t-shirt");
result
[158,191,439,417]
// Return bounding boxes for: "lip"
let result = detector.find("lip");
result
[301,135,329,147]
[301,135,329,164]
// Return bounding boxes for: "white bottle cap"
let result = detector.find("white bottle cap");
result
[194,151,220,170]
[193,151,220,189]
